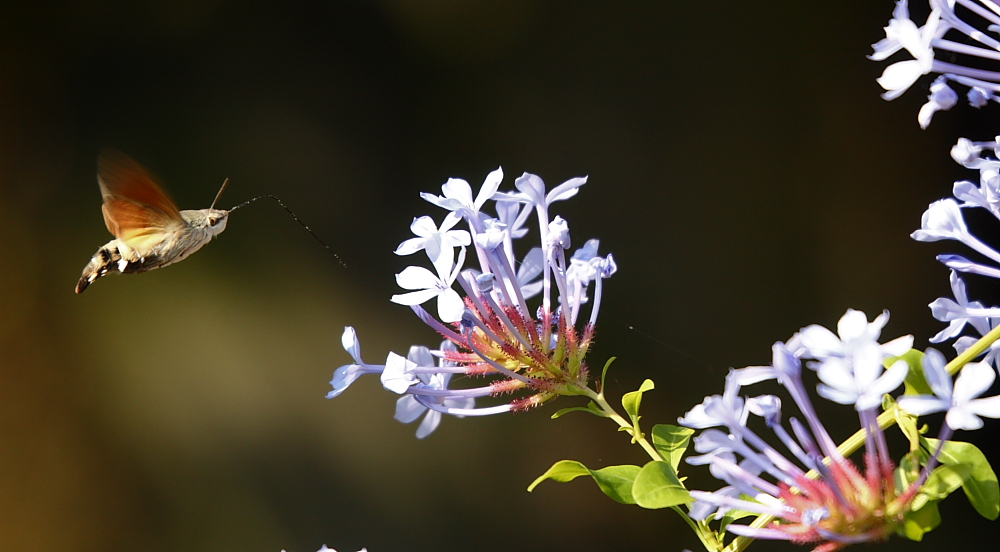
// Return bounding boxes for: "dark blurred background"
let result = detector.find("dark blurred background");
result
[2,1,997,551]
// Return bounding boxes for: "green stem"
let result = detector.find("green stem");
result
[584,386,726,549]
[586,388,664,462]
[724,323,1000,552]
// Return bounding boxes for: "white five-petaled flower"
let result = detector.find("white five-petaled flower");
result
[870,1,1000,126]
[815,344,909,411]
[381,351,419,394]
[911,198,972,242]
[395,215,471,278]
[898,348,1000,430]
[391,246,468,323]
[394,343,475,438]
[873,1,942,100]
[499,172,588,212]
[420,167,504,230]
[796,309,913,365]
[929,270,995,342]
[795,310,913,410]
[328,327,377,399]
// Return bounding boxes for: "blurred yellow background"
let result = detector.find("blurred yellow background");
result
[1,1,994,551]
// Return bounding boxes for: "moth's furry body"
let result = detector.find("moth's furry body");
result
[75,150,230,294]
[76,209,228,293]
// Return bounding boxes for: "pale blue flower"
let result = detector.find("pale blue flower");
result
[797,309,913,367]
[929,270,996,342]
[911,198,971,242]
[394,343,475,438]
[684,315,928,548]
[913,199,1000,267]
[871,0,1000,127]
[381,351,418,394]
[918,76,958,128]
[327,327,384,399]
[420,167,504,231]
[898,349,1000,430]
[814,343,909,411]
[395,215,471,278]
[391,246,467,323]
[331,166,614,435]
[874,1,941,100]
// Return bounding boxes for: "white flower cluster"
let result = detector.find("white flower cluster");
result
[873,0,1000,128]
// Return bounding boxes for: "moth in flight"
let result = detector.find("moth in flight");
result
[76,150,230,293]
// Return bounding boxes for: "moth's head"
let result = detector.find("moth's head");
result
[186,208,229,236]
[205,208,229,235]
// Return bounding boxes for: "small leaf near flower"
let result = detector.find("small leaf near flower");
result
[651,424,694,470]
[621,379,655,441]
[927,438,1000,520]
[528,460,641,505]
[551,402,608,419]
[900,500,942,542]
[633,461,691,509]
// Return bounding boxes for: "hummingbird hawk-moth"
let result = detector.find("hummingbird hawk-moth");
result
[75,150,231,293]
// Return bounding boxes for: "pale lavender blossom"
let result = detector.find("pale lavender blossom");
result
[928,270,998,342]
[898,348,1000,431]
[872,0,1000,127]
[394,343,475,439]
[329,167,615,436]
[912,132,1000,366]
[390,245,467,323]
[681,310,934,549]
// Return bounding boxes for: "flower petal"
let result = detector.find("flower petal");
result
[395,395,426,423]
[395,265,441,290]
[897,395,950,416]
[953,361,996,403]
[415,409,443,438]
[436,288,466,323]
[381,352,417,394]
[391,288,442,306]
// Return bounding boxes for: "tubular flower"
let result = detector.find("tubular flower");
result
[914,134,1000,368]
[327,168,615,436]
[872,0,1000,128]
[682,310,921,552]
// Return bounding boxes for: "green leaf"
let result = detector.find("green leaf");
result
[651,424,694,470]
[598,357,616,393]
[621,379,655,442]
[889,395,923,453]
[927,438,1000,520]
[719,507,756,533]
[913,465,968,510]
[528,460,591,492]
[551,401,608,419]
[622,379,655,419]
[527,460,641,505]
[632,461,691,509]
[898,349,932,396]
[900,499,941,541]
[590,465,643,504]
[896,451,924,494]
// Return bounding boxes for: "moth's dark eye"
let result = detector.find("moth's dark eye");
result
[209,217,219,226]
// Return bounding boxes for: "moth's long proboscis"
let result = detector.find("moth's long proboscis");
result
[230,195,346,267]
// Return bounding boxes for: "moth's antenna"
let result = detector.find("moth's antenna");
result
[210,177,230,210]
[230,195,346,267]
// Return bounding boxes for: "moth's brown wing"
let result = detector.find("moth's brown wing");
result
[98,149,185,253]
